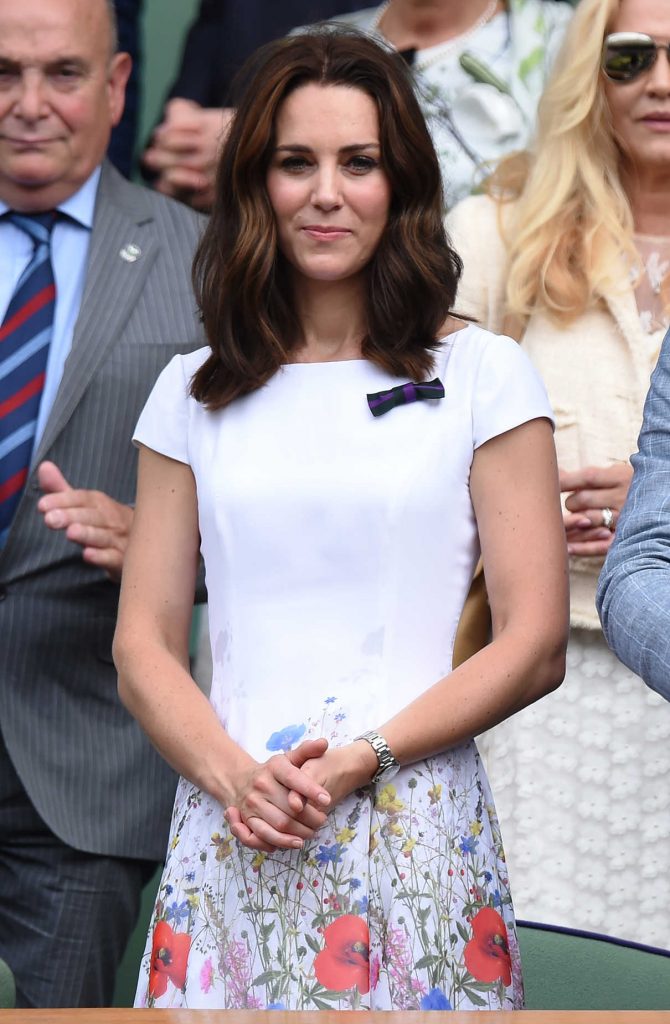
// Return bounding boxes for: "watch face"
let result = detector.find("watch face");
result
[374,761,400,785]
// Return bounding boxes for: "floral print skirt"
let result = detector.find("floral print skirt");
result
[135,740,523,1011]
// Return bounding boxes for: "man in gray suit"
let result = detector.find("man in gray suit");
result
[0,0,205,1007]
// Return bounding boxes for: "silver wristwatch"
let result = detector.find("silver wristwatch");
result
[355,730,400,785]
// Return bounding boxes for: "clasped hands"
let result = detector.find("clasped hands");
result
[561,462,633,557]
[142,99,234,211]
[225,737,377,854]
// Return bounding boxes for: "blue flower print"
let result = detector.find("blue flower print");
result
[316,843,343,866]
[353,896,369,915]
[483,870,493,883]
[185,871,196,882]
[266,723,306,751]
[421,987,453,1011]
[334,712,346,722]
[166,899,190,925]
[325,697,337,704]
[459,835,479,856]
[349,878,362,890]
[267,1002,285,1010]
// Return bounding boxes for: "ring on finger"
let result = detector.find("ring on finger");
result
[601,507,615,531]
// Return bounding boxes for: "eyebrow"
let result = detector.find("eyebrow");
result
[0,56,89,68]
[275,143,380,154]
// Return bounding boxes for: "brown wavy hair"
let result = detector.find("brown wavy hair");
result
[191,28,462,409]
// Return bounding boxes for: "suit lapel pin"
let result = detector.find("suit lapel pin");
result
[120,243,142,263]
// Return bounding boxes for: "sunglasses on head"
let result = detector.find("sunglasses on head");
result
[602,32,670,82]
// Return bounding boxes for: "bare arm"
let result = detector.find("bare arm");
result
[376,417,568,763]
[113,446,331,852]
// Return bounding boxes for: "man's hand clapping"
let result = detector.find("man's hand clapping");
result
[37,461,133,582]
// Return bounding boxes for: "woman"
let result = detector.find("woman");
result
[328,0,573,204]
[447,0,670,949]
[114,30,567,1010]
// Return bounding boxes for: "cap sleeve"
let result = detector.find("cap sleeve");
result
[472,332,554,449]
[133,353,192,465]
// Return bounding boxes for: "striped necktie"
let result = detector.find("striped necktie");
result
[0,211,56,546]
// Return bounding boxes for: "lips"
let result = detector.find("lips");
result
[640,111,670,124]
[301,225,352,241]
[2,137,57,146]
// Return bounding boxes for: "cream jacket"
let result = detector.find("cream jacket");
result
[447,193,662,629]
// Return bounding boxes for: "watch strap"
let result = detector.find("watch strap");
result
[355,729,400,784]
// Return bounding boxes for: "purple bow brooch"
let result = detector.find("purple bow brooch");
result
[367,378,445,417]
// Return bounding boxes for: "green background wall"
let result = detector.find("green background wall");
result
[138,0,200,151]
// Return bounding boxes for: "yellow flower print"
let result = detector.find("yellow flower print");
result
[251,852,267,870]
[336,827,356,844]
[186,893,200,911]
[388,821,404,837]
[369,825,379,854]
[211,832,233,861]
[469,820,483,837]
[170,834,180,851]
[401,837,417,856]
[428,784,442,805]
[375,784,405,815]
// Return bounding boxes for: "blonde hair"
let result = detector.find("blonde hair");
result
[490,0,643,325]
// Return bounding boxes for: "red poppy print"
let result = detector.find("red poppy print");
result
[149,920,192,998]
[464,907,512,986]
[314,914,370,994]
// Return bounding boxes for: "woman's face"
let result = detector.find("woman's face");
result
[604,0,670,174]
[266,82,391,286]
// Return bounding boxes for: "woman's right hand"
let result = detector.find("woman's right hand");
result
[225,738,332,852]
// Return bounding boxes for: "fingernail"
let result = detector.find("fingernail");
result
[317,793,330,805]
[46,511,64,527]
[567,545,574,555]
[292,839,303,848]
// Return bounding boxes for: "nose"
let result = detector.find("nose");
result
[646,45,670,96]
[14,71,48,123]
[310,163,343,211]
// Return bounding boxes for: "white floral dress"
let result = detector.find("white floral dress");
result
[132,325,552,1010]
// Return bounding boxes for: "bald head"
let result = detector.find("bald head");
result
[0,0,132,210]
[105,0,120,55]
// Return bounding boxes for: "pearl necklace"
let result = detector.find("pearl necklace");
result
[371,0,500,71]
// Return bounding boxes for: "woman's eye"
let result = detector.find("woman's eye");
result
[347,156,378,174]
[280,156,311,172]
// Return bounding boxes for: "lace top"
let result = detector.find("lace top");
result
[633,233,670,339]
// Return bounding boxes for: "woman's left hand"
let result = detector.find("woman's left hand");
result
[296,741,377,809]
[560,463,633,556]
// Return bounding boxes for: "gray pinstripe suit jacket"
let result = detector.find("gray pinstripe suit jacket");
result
[0,162,206,860]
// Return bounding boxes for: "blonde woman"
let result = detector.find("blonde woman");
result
[447,0,670,949]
